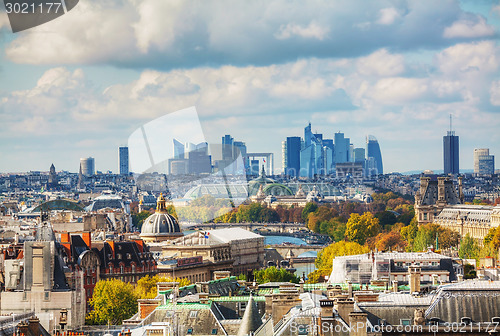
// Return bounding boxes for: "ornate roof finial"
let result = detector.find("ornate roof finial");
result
[156,193,168,213]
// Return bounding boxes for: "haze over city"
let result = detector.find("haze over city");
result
[0,0,499,173]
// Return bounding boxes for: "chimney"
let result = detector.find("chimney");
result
[27,317,41,336]
[392,280,398,292]
[82,232,91,249]
[349,312,368,336]
[61,232,70,243]
[347,281,353,298]
[409,266,421,293]
[457,274,464,282]
[17,321,28,336]
[437,177,446,203]
[138,299,161,319]
[458,176,464,203]
[335,298,355,323]
[431,274,439,286]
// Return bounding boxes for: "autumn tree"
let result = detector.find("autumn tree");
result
[345,212,380,245]
[86,279,137,325]
[412,223,460,252]
[372,231,407,252]
[135,275,191,299]
[302,202,318,221]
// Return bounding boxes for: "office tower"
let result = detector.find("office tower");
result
[119,146,129,175]
[334,132,349,164]
[222,135,234,160]
[80,157,95,177]
[173,139,185,159]
[322,139,334,174]
[366,135,383,176]
[250,159,259,176]
[283,137,301,177]
[304,123,312,147]
[353,148,366,163]
[474,148,495,175]
[187,142,212,174]
[443,116,459,175]
[233,141,248,171]
[300,124,324,178]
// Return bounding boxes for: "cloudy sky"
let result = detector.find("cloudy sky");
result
[0,0,499,174]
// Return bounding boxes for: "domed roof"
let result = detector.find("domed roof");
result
[140,194,182,240]
[248,166,276,196]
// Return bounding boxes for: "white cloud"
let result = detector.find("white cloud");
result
[369,77,428,105]
[490,81,500,106]
[356,49,405,77]
[443,16,495,38]
[436,41,499,75]
[376,7,401,25]
[275,21,329,40]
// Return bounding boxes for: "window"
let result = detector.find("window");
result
[187,328,193,335]
[109,265,113,274]
[189,311,198,318]
[120,265,124,273]
[400,319,411,326]
[211,329,218,335]
[117,254,122,260]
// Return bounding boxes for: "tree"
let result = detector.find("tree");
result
[135,275,191,299]
[459,233,480,260]
[315,241,369,271]
[375,211,397,228]
[132,210,152,229]
[372,231,407,252]
[86,279,137,325]
[412,223,460,252]
[400,217,418,251]
[253,267,300,284]
[345,212,380,245]
[302,202,318,221]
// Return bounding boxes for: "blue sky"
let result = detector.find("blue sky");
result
[0,0,499,174]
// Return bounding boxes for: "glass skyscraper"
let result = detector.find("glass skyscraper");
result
[283,136,301,177]
[366,135,383,176]
[119,147,129,175]
[443,131,459,175]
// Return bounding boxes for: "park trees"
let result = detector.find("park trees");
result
[86,279,137,325]
[345,212,380,245]
[253,266,300,284]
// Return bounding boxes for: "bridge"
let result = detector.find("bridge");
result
[269,244,325,260]
[181,222,307,233]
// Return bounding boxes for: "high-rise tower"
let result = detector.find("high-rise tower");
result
[443,115,459,175]
[366,135,383,176]
[119,146,129,175]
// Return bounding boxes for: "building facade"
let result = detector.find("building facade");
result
[474,148,495,175]
[79,157,95,177]
[119,146,129,175]
[415,175,463,225]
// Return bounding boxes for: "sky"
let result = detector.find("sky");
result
[0,0,499,174]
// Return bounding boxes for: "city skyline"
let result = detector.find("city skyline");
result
[1,1,499,173]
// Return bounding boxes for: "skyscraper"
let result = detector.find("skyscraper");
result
[334,132,349,164]
[80,157,95,177]
[119,146,129,175]
[300,124,324,178]
[283,136,301,177]
[366,135,383,176]
[474,148,495,175]
[443,131,459,175]
[173,139,185,159]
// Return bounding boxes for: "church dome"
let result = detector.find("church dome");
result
[140,194,182,242]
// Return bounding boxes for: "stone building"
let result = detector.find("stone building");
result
[414,175,463,225]
[432,205,500,243]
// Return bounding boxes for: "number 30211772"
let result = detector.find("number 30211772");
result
[5,2,63,14]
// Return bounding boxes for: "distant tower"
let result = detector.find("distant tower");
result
[119,146,129,175]
[283,137,301,177]
[366,135,383,176]
[80,157,95,177]
[474,148,495,175]
[47,164,58,189]
[77,163,84,190]
[443,115,459,175]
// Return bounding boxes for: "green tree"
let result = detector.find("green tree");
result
[345,212,380,245]
[459,233,480,260]
[302,202,318,221]
[412,223,460,252]
[86,279,137,325]
[375,211,397,228]
[132,210,152,229]
[253,267,300,284]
